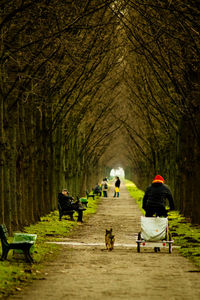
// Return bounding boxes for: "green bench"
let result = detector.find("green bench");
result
[80,197,88,207]
[0,224,36,263]
[86,190,95,200]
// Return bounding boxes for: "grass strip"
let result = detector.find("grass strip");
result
[125,179,200,268]
[124,179,145,215]
[0,195,100,298]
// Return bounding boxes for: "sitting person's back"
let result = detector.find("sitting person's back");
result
[142,175,174,217]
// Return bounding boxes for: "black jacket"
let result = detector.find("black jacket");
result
[142,182,174,211]
[58,193,73,209]
[115,179,121,188]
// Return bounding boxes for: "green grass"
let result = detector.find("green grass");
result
[124,179,145,215]
[125,179,200,268]
[168,211,200,268]
[0,195,100,298]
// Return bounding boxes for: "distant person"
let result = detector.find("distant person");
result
[142,175,175,217]
[93,183,102,196]
[113,176,120,197]
[101,178,108,197]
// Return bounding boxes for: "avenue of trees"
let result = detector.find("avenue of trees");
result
[120,0,200,223]
[0,0,200,230]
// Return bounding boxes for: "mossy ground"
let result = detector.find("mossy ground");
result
[125,179,145,215]
[0,194,100,298]
[125,179,200,268]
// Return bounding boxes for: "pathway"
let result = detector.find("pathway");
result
[8,181,200,300]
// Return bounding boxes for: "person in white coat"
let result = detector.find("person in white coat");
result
[101,178,108,197]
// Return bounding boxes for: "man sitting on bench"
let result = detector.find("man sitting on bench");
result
[58,189,85,222]
[93,183,102,196]
[58,189,74,210]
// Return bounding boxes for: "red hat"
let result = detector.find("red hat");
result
[152,175,164,183]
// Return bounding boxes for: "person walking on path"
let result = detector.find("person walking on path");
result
[113,176,120,197]
[142,175,174,217]
[101,178,108,197]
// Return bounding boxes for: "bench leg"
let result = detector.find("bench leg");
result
[77,210,83,222]
[70,213,75,221]
[23,248,34,263]
[1,247,9,260]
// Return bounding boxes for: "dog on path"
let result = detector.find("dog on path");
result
[105,228,115,251]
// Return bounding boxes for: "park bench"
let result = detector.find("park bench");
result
[79,197,88,207]
[58,198,86,222]
[0,224,35,263]
[58,202,75,221]
[93,189,102,196]
[86,190,95,200]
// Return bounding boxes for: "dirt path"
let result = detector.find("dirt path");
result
[8,181,200,300]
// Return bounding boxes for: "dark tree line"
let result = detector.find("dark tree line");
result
[114,0,200,223]
[1,0,200,231]
[0,0,123,231]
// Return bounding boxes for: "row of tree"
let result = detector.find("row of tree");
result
[0,1,200,231]
[0,0,124,231]
[116,0,200,223]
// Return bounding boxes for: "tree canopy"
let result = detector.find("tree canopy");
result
[0,0,200,230]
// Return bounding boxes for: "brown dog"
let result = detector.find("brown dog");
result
[105,228,115,251]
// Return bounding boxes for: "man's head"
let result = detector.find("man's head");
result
[152,175,164,184]
[62,189,68,195]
